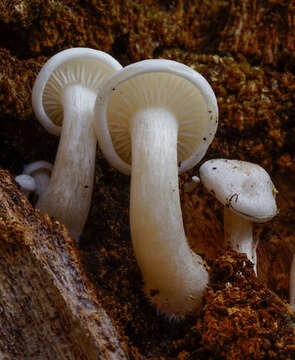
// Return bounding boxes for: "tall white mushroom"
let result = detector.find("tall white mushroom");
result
[94,59,218,318]
[199,159,278,274]
[32,48,122,239]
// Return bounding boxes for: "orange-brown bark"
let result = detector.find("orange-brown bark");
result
[0,169,127,360]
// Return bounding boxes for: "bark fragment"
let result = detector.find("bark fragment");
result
[0,169,127,360]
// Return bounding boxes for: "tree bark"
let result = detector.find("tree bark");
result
[0,169,128,360]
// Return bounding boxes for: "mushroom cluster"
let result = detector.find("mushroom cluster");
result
[29,48,287,318]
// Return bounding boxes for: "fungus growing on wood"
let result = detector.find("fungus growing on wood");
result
[199,159,278,274]
[32,48,122,239]
[94,59,218,317]
[15,174,36,197]
[23,160,53,201]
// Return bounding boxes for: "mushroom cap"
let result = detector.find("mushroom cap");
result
[23,160,53,200]
[15,174,36,194]
[23,160,53,176]
[94,59,218,175]
[199,159,278,222]
[32,47,122,136]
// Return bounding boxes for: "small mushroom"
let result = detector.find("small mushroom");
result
[94,59,218,318]
[23,160,53,201]
[184,176,200,193]
[15,174,36,197]
[32,48,122,239]
[199,159,278,274]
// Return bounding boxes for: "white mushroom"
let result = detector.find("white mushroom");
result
[23,160,53,201]
[199,159,278,274]
[184,176,200,193]
[32,48,122,239]
[15,174,36,197]
[94,59,218,318]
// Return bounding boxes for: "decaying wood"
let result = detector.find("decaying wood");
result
[219,0,295,67]
[0,169,127,360]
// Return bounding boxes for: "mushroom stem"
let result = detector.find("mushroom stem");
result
[224,207,257,273]
[130,107,209,318]
[289,254,295,311]
[37,84,97,239]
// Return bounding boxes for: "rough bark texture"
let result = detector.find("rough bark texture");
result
[0,169,127,360]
